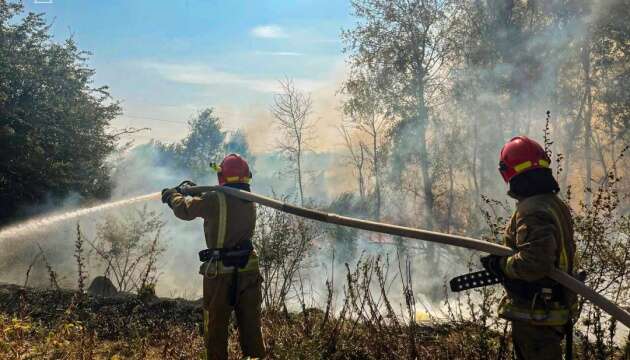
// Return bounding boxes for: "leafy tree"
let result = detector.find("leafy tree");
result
[226,129,255,167]
[342,0,462,229]
[0,1,121,224]
[155,108,226,180]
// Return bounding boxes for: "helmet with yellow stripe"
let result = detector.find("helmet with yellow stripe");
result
[214,153,252,186]
[499,136,550,183]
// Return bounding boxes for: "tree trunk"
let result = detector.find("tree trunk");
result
[297,142,304,205]
[358,147,366,201]
[446,163,455,233]
[581,43,593,204]
[372,130,381,220]
[417,119,434,230]
[560,91,587,191]
[471,117,480,204]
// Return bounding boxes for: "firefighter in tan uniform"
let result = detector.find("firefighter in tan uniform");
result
[161,154,265,360]
[481,136,577,360]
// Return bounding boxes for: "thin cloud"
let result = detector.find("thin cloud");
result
[142,62,323,93]
[251,25,288,39]
[255,51,302,57]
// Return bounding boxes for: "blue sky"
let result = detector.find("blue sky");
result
[24,0,354,148]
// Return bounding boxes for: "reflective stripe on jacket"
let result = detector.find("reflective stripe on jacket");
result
[498,193,576,326]
[169,190,259,276]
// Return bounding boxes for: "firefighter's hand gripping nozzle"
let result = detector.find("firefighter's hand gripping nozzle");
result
[175,180,197,193]
[161,180,198,207]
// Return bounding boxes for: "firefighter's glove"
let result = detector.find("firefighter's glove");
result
[175,180,197,194]
[481,255,506,279]
[161,188,177,207]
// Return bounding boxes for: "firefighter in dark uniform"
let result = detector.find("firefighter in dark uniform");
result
[482,136,577,360]
[162,154,265,360]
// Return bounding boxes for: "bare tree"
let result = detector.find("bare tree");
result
[339,122,367,202]
[342,71,390,220]
[271,78,314,205]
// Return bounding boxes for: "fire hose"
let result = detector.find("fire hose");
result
[182,185,630,328]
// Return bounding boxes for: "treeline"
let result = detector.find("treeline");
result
[149,108,254,181]
[0,3,252,223]
[333,0,629,239]
[0,2,121,224]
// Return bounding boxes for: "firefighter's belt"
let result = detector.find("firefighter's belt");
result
[450,270,502,292]
[199,244,255,306]
[504,278,565,302]
[199,246,252,268]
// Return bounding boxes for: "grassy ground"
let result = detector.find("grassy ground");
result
[1,283,627,359]
[0,283,511,359]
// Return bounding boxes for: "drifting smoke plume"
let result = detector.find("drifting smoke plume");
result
[0,1,626,321]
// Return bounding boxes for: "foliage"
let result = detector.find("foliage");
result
[475,175,630,359]
[253,205,318,312]
[0,1,122,224]
[154,108,226,180]
[571,178,630,359]
[0,258,508,360]
[150,108,256,182]
[225,129,255,166]
[341,70,390,220]
[87,205,166,293]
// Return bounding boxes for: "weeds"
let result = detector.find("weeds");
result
[35,243,60,291]
[86,205,166,293]
[75,224,87,295]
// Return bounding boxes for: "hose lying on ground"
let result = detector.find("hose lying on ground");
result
[183,186,630,328]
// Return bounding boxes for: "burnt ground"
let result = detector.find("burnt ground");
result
[0,283,203,340]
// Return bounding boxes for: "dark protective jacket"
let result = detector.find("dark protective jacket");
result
[498,193,577,326]
[169,190,259,275]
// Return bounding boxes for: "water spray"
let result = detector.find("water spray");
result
[0,192,161,242]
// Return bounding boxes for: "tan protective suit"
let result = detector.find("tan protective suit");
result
[170,190,265,360]
[500,193,576,360]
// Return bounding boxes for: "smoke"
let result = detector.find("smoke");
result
[0,1,625,320]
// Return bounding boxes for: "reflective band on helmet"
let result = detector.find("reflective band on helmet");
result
[514,161,532,173]
[513,159,550,173]
[225,176,251,183]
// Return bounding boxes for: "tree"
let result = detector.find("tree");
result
[155,108,226,180]
[271,78,313,205]
[339,123,367,201]
[342,0,462,229]
[225,129,255,168]
[0,1,122,223]
[342,71,390,220]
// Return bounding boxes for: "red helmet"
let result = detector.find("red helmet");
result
[215,154,252,186]
[499,136,550,183]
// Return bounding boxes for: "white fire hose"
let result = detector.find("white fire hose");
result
[183,185,630,328]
